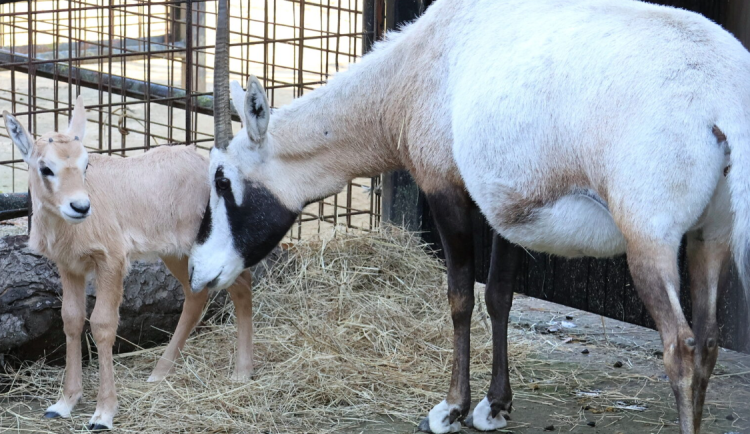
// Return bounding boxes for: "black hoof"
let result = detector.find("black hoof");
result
[43,411,61,419]
[87,424,111,431]
[462,415,474,428]
[418,417,432,433]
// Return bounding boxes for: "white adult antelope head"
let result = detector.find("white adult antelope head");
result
[3,96,91,224]
[188,0,299,292]
[188,75,298,291]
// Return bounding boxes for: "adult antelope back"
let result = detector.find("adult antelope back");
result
[191,0,750,433]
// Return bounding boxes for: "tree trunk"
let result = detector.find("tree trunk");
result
[0,235,276,366]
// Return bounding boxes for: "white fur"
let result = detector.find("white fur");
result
[471,397,507,431]
[188,188,244,292]
[426,400,462,434]
[45,398,77,419]
[88,406,116,430]
[500,190,626,258]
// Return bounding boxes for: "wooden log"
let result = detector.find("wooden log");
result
[0,235,278,366]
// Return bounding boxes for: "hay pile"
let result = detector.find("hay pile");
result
[0,227,537,433]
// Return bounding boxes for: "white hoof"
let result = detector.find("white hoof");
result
[146,373,165,383]
[230,370,253,382]
[45,398,76,418]
[425,400,462,433]
[471,397,508,431]
[88,406,116,430]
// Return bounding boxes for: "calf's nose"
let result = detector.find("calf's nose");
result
[70,200,90,214]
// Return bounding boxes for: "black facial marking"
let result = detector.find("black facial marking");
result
[196,201,212,244]
[223,181,298,267]
[249,93,265,118]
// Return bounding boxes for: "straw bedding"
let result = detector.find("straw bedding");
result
[1,227,544,433]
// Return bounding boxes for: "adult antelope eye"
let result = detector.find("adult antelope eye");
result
[40,167,54,177]
[216,177,231,191]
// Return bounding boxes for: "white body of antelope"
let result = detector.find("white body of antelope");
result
[189,0,750,433]
[2,97,254,431]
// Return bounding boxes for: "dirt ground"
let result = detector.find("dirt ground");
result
[349,293,750,434]
[2,288,749,434]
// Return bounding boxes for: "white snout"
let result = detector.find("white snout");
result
[59,197,91,224]
[188,243,245,292]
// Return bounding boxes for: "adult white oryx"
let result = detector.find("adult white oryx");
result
[2,97,254,431]
[190,0,750,433]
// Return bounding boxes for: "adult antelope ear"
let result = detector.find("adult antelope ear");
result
[66,95,87,140]
[244,75,270,146]
[230,80,248,127]
[2,111,34,164]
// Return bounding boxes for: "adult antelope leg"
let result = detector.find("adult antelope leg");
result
[87,260,126,431]
[627,240,696,434]
[148,256,210,382]
[418,189,475,434]
[686,232,727,432]
[226,270,254,381]
[465,235,521,431]
[44,270,86,419]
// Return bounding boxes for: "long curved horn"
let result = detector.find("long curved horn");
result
[213,0,233,149]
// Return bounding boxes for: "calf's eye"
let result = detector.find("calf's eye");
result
[40,167,54,177]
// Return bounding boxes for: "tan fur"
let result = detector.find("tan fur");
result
[3,105,254,429]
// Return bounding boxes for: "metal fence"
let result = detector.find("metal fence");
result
[0,0,382,238]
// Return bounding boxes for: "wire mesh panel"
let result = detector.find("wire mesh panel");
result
[0,0,381,237]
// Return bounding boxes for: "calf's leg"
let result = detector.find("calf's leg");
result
[44,270,86,419]
[148,256,209,382]
[87,260,125,431]
[226,270,254,381]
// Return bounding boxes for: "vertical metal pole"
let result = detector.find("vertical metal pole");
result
[186,0,193,145]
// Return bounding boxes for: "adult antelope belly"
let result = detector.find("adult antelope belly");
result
[492,190,627,259]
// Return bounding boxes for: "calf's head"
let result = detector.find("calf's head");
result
[3,96,91,224]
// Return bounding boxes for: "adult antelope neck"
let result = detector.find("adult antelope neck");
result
[213,0,232,148]
[259,21,445,212]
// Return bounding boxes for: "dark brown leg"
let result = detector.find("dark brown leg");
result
[627,239,696,434]
[418,189,475,434]
[465,235,521,431]
[686,232,727,433]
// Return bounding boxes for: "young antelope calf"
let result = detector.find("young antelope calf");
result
[2,97,254,431]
